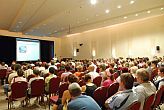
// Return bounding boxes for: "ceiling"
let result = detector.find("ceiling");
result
[0,0,164,37]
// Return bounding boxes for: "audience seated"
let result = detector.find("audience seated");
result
[53,74,78,110]
[61,65,72,82]
[45,67,57,93]
[101,69,115,87]
[67,83,101,110]
[24,64,33,78]
[154,67,164,89]
[105,73,139,110]
[28,69,44,94]
[87,65,99,81]
[81,74,97,97]
[133,68,156,110]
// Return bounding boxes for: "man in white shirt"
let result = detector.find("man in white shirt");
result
[133,68,156,110]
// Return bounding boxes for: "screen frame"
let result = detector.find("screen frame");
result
[16,38,40,61]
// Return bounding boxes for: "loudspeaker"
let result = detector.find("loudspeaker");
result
[156,46,160,51]
[79,43,83,46]
[76,49,79,52]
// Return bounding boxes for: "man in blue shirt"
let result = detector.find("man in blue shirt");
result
[67,83,101,110]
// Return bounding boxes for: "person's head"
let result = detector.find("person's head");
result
[14,64,21,71]
[87,65,94,72]
[17,69,24,77]
[151,60,158,68]
[68,83,82,97]
[33,69,40,76]
[51,60,55,65]
[84,74,92,82]
[130,66,138,74]
[1,62,5,66]
[158,67,164,77]
[147,61,151,67]
[99,64,106,72]
[45,63,49,69]
[65,65,70,72]
[76,65,83,72]
[49,67,55,74]
[119,73,134,90]
[27,64,32,69]
[136,68,149,83]
[68,74,78,83]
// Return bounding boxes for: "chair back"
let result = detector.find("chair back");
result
[153,86,164,108]
[78,80,86,87]
[93,86,108,107]
[107,82,119,98]
[143,94,155,110]
[93,76,102,87]
[27,74,35,82]
[113,72,119,80]
[127,101,141,110]
[10,81,28,99]
[57,71,64,77]
[49,77,60,94]
[30,79,45,97]
[43,73,50,79]
[0,69,7,78]
[58,82,69,98]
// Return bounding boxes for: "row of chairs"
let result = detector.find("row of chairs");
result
[8,79,45,109]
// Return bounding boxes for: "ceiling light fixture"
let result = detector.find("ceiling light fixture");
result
[105,9,110,13]
[147,11,151,13]
[135,14,138,16]
[130,1,135,4]
[117,5,122,9]
[160,8,164,10]
[124,16,127,19]
[90,0,97,5]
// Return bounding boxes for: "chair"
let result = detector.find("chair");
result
[153,86,164,110]
[78,80,86,87]
[47,77,60,109]
[127,101,141,110]
[0,69,7,85]
[93,76,102,87]
[43,73,50,79]
[8,81,28,109]
[49,82,69,105]
[107,82,119,98]
[27,79,45,104]
[113,72,119,80]
[143,94,155,110]
[93,86,108,109]
[27,74,35,82]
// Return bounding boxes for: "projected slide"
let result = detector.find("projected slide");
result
[16,38,40,61]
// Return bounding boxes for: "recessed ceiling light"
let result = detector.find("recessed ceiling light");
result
[124,16,127,19]
[147,11,151,13]
[117,5,122,9]
[130,1,135,4]
[135,14,138,16]
[90,0,97,5]
[105,9,110,13]
[160,8,164,10]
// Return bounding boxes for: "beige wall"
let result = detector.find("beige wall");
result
[0,30,61,59]
[60,15,164,59]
